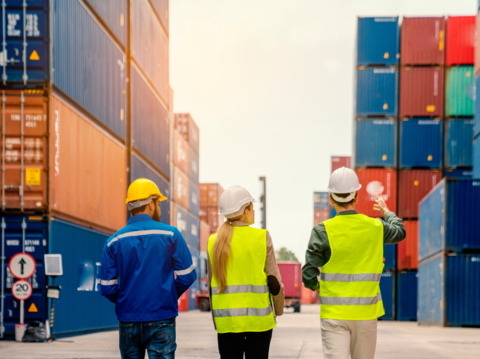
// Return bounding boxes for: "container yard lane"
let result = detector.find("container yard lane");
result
[1,305,479,359]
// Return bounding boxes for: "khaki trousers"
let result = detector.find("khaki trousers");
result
[320,319,377,359]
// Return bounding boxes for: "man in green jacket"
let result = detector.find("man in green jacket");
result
[302,167,405,359]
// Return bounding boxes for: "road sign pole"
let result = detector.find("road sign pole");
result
[20,300,24,324]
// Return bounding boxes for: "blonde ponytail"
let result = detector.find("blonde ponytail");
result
[212,220,234,294]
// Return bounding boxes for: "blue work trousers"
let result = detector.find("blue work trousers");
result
[119,318,176,359]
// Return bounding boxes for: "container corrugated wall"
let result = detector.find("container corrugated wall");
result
[173,131,190,175]
[356,68,398,117]
[175,113,200,155]
[189,181,199,216]
[400,17,445,66]
[418,252,480,326]
[1,91,48,210]
[475,76,480,137]
[0,1,49,86]
[445,16,475,66]
[443,168,473,179]
[331,156,351,172]
[355,168,397,218]
[48,218,117,335]
[399,67,444,118]
[379,271,395,320]
[399,118,443,169]
[131,0,169,104]
[189,147,199,183]
[314,192,329,210]
[396,271,417,321]
[149,0,169,35]
[475,13,480,76]
[52,0,127,140]
[397,220,419,270]
[419,179,480,259]
[131,63,170,178]
[84,0,127,48]
[355,118,397,167]
[49,93,127,232]
[384,244,397,271]
[444,118,474,168]
[397,169,442,219]
[277,262,302,299]
[173,167,190,210]
[1,215,48,337]
[356,17,399,66]
[474,136,480,179]
[445,66,475,117]
[130,153,171,225]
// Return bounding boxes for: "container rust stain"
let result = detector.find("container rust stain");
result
[49,93,127,232]
[1,90,48,210]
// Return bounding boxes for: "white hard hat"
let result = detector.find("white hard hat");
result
[327,167,362,203]
[218,185,254,219]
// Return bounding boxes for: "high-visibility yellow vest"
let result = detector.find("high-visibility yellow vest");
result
[320,213,385,320]
[208,226,275,333]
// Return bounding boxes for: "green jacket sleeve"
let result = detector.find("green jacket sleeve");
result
[302,223,331,291]
[383,211,406,244]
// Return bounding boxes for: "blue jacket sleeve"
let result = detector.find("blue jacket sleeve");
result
[172,229,197,298]
[98,240,119,303]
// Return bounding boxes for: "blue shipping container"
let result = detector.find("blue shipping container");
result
[48,217,118,336]
[355,118,397,167]
[399,118,443,169]
[52,0,127,140]
[476,76,480,137]
[444,118,474,169]
[84,0,127,48]
[379,270,395,320]
[174,203,190,244]
[396,271,417,321]
[189,181,200,217]
[188,215,200,249]
[443,168,473,179]
[130,153,171,225]
[357,17,399,66]
[356,67,398,117]
[131,63,170,178]
[418,252,480,326]
[189,147,199,184]
[419,179,480,260]
[384,243,397,271]
[314,192,329,210]
[0,0,49,86]
[474,136,480,179]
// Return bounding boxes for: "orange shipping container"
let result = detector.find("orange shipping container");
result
[173,167,190,210]
[49,94,127,232]
[199,220,210,252]
[397,220,419,270]
[200,183,224,207]
[301,284,318,305]
[1,90,48,210]
[173,130,189,175]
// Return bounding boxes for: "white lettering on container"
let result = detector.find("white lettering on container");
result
[7,13,21,37]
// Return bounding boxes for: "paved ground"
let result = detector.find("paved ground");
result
[0,305,479,358]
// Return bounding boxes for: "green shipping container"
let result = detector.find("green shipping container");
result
[445,65,475,117]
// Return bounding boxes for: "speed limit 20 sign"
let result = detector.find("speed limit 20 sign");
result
[12,280,33,301]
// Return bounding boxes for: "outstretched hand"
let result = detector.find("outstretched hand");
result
[374,195,389,216]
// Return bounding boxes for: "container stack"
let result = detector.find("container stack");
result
[474,8,480,178]
[199,183,224,235]
[418,179,480,326]
[171,113,200,311]
[313,192,329,226]
[1,1,172,339]
[355,17,400,320]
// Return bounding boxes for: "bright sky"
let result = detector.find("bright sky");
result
[170,0,476,263]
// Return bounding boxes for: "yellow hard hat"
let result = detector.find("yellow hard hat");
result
[125,178,167,210]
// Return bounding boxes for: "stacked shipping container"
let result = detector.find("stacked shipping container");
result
[355,17,399,320]
[171,113,200,311]
[1,0,173,339]
[474,11,480,178]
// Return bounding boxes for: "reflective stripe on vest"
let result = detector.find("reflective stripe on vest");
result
[208,226,276,333]
[320,213,385,320]
[320,292,382,306]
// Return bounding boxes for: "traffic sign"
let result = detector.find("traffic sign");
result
[9,253,36,279]
[12,280,33,301]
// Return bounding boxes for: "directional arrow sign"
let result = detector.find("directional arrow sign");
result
[9,253,36,279]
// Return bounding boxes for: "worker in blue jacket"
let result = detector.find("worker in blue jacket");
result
[99,178,197,359]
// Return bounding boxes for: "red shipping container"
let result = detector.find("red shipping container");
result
[178,290,189,312]
[475,13,480,76]
[277,262,302,299]
[173,167,190,210]
[200,183,224,207]
[314,208,330,226]
[355,168,397,218]
[331,156,351,172]
[199,220,210,252]
[301,284,318,305]
[401,17,445,65]
[399,67,444,118]
[397,169,443,218]
[173,130,189,175]
[397,220,419,270]
[175,113,200,155]
[446,16,475,66]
